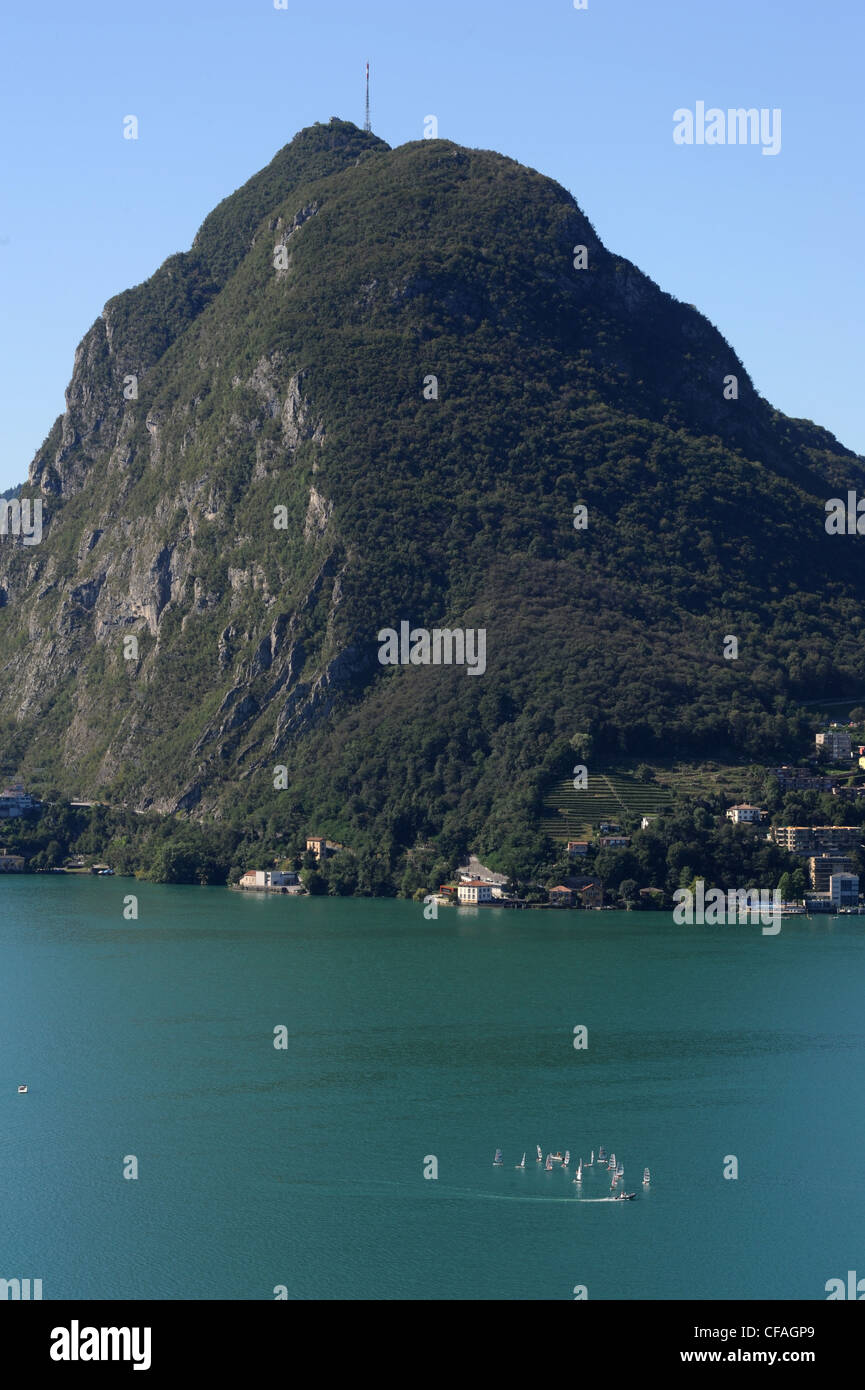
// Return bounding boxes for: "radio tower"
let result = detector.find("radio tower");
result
[364,61,371,132]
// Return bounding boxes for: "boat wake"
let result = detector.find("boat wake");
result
[424,1187,623,1204]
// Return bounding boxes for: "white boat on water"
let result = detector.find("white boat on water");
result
[562,1150,570,1167]
[18,1084,27,1094]
[516,1153,526,1169]
[545,1154,553,1171]
[536,1145,543,1163]
[493,1148,504,1166]
[643,1167,651,1186]
[598,1145,607,1163]
[616,1162,624,1178]
[573,1160,583,1183]
[587,1150,594,1166]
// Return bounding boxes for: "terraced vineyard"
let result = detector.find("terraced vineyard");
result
[540,772,674,841]
[540,761,759,841]
[651,761,760,802]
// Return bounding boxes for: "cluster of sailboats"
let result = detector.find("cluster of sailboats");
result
[493,1144,650,1201]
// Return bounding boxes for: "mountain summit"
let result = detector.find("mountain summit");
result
[1,119,862,866]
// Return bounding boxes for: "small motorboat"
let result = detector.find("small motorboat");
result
[614,1191,637,1201]
[18,1084,28,1094]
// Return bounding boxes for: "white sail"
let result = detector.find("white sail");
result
[563,1150,570,1166]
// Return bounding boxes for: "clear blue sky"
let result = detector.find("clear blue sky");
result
[1,0,862,490]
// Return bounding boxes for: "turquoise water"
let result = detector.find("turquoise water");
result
[1,877,863,1300]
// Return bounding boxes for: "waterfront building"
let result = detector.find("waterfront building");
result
[457,880,493,904]
[829,873,859,908]
[239,869,298,889]
[809,855,855,893]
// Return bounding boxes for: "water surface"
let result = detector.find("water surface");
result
[1,878,861,1299]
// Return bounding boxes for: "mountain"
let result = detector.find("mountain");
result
[2,117,863,873]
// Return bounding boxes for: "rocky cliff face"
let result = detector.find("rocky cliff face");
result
[1,119,862,844]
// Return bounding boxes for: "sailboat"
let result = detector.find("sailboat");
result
[598,1145,607,1163]
[17,1084,28,1094]
[574,1159,583,1183]
[545,1153,553,1171]
[608,1153,616,1171]
[493,1148,504,1166]
[642,1167,650,1186]
[563,1150,570,1167]
[516,1153,526,1169]
[616,1161,624,1178]
[536,1144,543,1163]
[587,1150,594,1166]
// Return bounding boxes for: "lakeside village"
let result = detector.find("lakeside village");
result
[4,725,865,915]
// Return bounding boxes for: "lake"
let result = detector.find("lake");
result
[1,876,862,1299]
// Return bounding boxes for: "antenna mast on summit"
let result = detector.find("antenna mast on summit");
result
[364,61,371,132]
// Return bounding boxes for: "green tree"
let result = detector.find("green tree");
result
[619,878,639,908]
[300,869,327,895]
[44,839,64,868]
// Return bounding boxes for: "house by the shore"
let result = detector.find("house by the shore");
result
[239,869,301,892]
[457,879,493,904]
